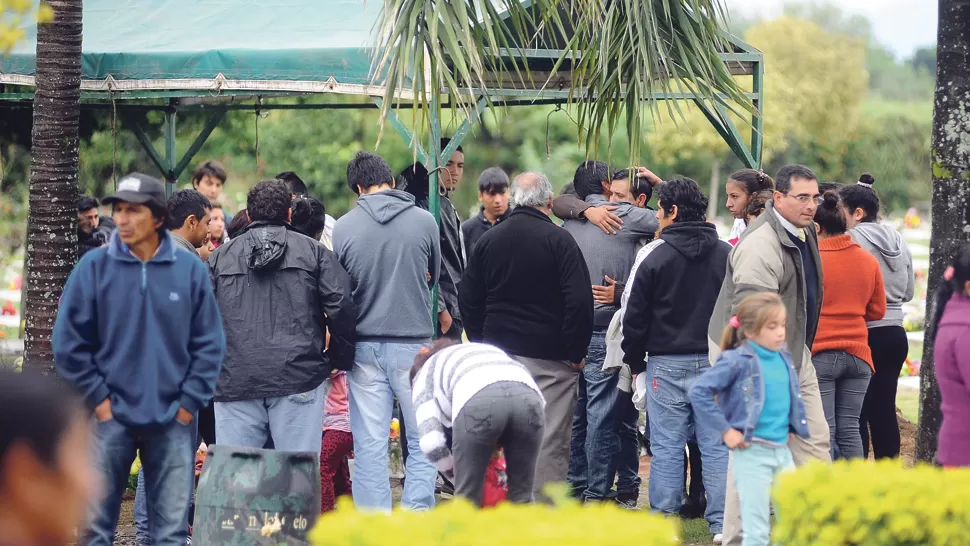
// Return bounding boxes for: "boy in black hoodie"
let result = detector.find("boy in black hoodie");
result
[621,177,730,541]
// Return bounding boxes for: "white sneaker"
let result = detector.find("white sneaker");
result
[713,533,724,544]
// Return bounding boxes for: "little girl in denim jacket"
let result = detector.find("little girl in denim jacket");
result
[689,293,809,546]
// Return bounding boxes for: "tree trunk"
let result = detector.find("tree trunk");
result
[22,0,83,375]
[917,0,970,462]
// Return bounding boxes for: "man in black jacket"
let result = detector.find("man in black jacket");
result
[621,178,729,539]
[437,139,467,339]
[208,179,356,452]
[77,195,113,258]
[461,166,510,256]
[460,171,594,498]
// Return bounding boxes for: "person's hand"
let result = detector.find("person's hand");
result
[176,408,193,425]
[635,166,664,186]
[592,276,617,304]
[723,429,749,449]
[439,309,453,334]
[197,241,215,261]
[570,359,586,371]
[584,206,623,235]
[94,398,113,422]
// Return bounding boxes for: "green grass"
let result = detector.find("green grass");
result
[682,518,712,544]
[897,387,919,423]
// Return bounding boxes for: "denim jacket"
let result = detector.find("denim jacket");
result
[689,342,809,443]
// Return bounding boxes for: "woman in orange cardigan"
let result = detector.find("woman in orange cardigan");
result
[812,192,886,460]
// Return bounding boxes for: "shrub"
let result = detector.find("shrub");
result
[773,459,970,546]
[308,493,679,546]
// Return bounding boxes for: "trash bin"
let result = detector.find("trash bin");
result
[194,445,320,545]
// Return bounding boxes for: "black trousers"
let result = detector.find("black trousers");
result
[198,403,216,446]
[861,325,909,459]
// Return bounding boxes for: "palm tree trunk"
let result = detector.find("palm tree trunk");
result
[917,0,970,462]
[22,0,83,375]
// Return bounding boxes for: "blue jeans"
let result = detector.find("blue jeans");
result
[567,331,619,500]
[134,469,149,545]
[214,382,326,452]
[733,444,794,546]
[813,350,872,460]
[646,354,728,533]
[348,341,436,512]
[613,389,642,497]
[85,417,196,546]
[135,468,194,545]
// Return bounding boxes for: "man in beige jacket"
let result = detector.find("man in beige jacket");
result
[708,164,831,546]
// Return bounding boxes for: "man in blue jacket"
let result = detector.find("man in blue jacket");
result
[53,173,225,546]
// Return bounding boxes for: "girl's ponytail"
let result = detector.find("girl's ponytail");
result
[720,315,742,350]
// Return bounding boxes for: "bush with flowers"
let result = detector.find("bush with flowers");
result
[773,459,970,546]
[308,487,679,546]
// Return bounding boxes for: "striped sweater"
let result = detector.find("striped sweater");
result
[412,343,544,473]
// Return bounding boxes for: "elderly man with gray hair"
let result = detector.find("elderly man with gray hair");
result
[460,171,594,498]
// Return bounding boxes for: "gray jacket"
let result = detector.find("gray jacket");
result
[170,232,199,257]
[708,202,824,370]
[333,190,441,342]
[849,222,915,328]
[563,194,657,328]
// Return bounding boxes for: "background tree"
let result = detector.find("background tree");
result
[22,0,83,374]
[917,0,970,462]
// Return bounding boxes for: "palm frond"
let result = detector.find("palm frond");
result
[372,0,753,163]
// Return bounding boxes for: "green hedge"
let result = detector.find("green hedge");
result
[774,460,970,545]
[309,491,679,546]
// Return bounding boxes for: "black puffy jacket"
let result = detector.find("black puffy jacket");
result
[207,221,356,402]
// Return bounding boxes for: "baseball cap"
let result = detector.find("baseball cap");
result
[102,173,167,210]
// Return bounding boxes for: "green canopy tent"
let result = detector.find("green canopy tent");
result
[0,0,764,319]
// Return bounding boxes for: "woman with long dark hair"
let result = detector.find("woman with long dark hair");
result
[840,174,915,459]
[723,169,774,245]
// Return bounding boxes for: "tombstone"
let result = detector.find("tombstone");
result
[194,445,320,545]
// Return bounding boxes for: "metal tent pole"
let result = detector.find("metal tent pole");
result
[163,107,177,196]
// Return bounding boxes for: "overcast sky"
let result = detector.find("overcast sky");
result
[726,0,937,58]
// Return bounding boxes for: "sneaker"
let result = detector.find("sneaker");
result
[437,473,455,499]
[614,496,640,510]
[713,533,723,544]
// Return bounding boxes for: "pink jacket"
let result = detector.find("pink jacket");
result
[323,372,351,433]
[936,293,970,466]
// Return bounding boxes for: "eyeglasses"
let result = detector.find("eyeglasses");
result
[781,192,823,206]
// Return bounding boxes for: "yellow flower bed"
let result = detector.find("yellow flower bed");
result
[773,459,970,546]
[309,494,679,546]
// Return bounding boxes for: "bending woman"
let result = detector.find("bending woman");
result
[411,340,545,506]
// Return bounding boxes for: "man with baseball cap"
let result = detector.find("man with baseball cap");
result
[54,173,225,546]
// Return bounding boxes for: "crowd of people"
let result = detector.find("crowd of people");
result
[7,140,970,546]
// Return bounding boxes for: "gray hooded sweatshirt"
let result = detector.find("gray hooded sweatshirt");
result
[850,222,915,328]
[333,189,441,342]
